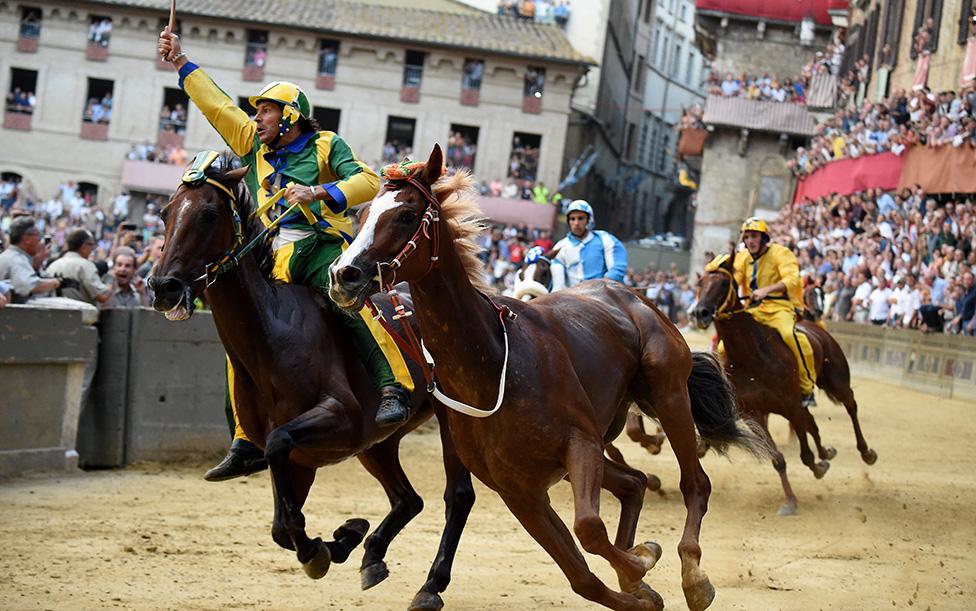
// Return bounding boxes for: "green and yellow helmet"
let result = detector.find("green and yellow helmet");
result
[249,81,311,136]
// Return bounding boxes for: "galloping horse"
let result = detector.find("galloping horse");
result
[149,154,474,608]
[329,145,765,611]
[515,252,668,491]
[691,253,877,515]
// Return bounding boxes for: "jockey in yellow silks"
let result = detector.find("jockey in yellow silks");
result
[729,217,818,407]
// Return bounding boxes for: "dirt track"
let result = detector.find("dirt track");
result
[2,332,975,610]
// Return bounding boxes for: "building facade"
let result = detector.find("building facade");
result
[1,0,589,217]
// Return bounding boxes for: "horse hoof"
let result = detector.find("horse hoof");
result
[646,474,662,492]
[823,446,837,460]
[408,590,444,611]
[777,502,797,516]
[630,541,663,573]
[631,582,664,610]
[301,539,332,580]
[334,518,370,543]
[683,576,716,611]
[812,460,830,479]
[361,561,389,590]
[862,448,878,465]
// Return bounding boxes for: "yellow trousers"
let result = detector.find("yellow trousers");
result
[717,307,817,394]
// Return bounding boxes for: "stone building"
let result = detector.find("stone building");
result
[687,0,840,273]
[1,0,589,219]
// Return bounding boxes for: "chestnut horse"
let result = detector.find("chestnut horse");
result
[515,252,668,491]
[690,253,877,515]
[329,145,765,611]
[148,155,474,608]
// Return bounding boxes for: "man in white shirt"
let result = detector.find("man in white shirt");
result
[851,271,873,323]
[868,280,892,325]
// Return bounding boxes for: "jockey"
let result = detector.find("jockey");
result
[733,217,818,407]
[550,200,627,288]
[158,30,414,481]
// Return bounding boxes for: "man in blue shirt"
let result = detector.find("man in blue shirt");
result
[550,200,627,288]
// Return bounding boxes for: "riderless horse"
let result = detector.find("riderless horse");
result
[691,253,877,515]
[149,153,473,609]
[515,250,668,491]
[329,145,765,611]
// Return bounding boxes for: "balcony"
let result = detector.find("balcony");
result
[243,43,266,82]
[157,129,184,149]
[522,95,542,114]
[80,122,109,140]
[86,42,108,61]
[3,111,32,131]
[121,159,184,194]
[460,87,480,106]
[17,35,38,53]
[315,75,335,91]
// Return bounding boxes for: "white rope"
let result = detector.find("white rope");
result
[421,323,510,418]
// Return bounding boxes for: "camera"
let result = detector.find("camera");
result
[120,222,138,231]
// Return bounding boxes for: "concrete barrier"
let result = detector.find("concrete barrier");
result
[827,321,976,401]
[0,306,97,477]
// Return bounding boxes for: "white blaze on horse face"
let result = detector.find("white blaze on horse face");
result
[334,189,405,274]
[170,197,193,237]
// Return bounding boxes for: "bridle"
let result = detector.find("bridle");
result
[705,267,742,321]
[362,174,517,419]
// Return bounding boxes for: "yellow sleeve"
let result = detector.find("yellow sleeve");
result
[773,246,803,308]
[732,250,750,297]
[316,133,379,212]
[179,63,256,157]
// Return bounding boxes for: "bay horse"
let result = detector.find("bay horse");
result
[329,145,765,611]
[148,153,474,608]
[690,253,877,515]
[515,251,668,491]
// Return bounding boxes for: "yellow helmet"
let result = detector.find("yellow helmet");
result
[740,217,769,235]
[248,81,310,135]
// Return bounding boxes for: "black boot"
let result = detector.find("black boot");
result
[800,392,818,408]
[374,385,412,428]
[204,438,268,482]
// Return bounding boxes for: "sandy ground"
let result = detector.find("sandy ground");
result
[2,332,975,610]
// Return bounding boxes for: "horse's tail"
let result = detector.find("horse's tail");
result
[687,351,770,458]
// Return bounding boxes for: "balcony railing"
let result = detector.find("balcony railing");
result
[80,121,109,140]
[17,22,39,52]
[4,111,33,131]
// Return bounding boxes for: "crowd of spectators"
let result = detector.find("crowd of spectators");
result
[446,131,477,170]
[159,104,188,135]
[5,87,36,115]
[0,177,163,310]
[706,71,810,104]
[768,187,975,335]
[82,93,113,124]
[790,85,976,177]
[497,0,571,28]
[88,18,112,47]
[126,141,187,166]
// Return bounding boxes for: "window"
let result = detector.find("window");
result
[384,116,416,163]
[634,55,646,92]
[680,1,689,23]
[659,27,672,69]
[644,0,653,22]
[911,0,944,56]
[403,50,425,88]
[524,66,546,98]
[6,68,38,115]
[159,88,188,135]
[508,132,542,181]
[318,40,339,76]
[462,58,484,90]
[20,6,41,39]
[312,106,340,133]
[958,0,975,44]
[670,41,683,77]
[685,50,696,84]
[88,15,112,48]
[83,78,114,124]
[237,96,256,118]
[625,122,637,160]
[245,30,268,67]
[446,124,479,170]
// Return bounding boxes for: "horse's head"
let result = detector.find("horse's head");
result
[691,253,739,328]
[148,152,249,320]
[513,247,561,301]
[329,145,448,312]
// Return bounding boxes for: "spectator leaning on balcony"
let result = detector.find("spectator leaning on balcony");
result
[0,217,61,302]
[46,228,111,306]
[158,27,415,480]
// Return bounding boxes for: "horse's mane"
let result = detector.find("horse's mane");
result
[210,151,277,284]
[431,169,490,293]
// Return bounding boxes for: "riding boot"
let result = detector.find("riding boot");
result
[800,392,818,408]
[204,438,268,482]
[374,385,412,428]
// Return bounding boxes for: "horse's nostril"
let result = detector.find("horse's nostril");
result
[339,265,362,283]
[159,277,184,295]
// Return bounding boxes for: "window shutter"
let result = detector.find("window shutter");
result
[931,0,944,50]
[911,0,926,58]
[960,0,974,45]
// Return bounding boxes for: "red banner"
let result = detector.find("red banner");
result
[793,152,905,203]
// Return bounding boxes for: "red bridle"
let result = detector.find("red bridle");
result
[374,177,441,289]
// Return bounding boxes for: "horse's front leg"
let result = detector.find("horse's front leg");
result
[266,399,370,579]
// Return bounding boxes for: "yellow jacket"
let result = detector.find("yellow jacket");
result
[733,243,803,313]
[178,63,378,242]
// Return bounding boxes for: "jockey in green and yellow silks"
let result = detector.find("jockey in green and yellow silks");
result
[158,29,414,481]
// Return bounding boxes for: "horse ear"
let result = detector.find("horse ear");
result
[422,144,444,185]
[220,165,250,186]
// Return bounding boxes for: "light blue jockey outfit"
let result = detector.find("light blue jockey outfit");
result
[551,200,627,287]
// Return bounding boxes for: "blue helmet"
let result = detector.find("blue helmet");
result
[565,199,595,230]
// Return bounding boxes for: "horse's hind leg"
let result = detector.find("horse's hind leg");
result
[266,400,369,579]
[566,435,661,598]
[802,408,836,461]
[411,408,476,611]
[605,443,662,492]
[758,414,798,516]
[501,492,661,610]
[356,436,424,591]
[789,408,830,479]
[625,413,665,455]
